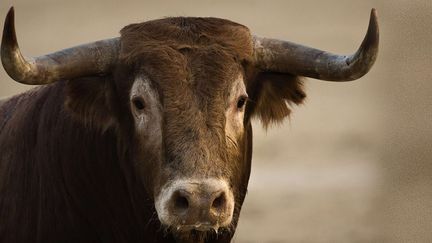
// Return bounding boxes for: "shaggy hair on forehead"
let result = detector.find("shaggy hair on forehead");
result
[119,17,254,66]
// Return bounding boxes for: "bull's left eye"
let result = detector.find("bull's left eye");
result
[132,97,146,111]
[236,96,248,110]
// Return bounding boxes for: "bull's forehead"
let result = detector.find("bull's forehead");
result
[120,16,253,48]
[119,16,254,72]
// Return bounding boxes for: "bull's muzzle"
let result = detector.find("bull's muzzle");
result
[155,179,234,232]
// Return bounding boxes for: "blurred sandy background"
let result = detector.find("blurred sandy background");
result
[0,0,431,242]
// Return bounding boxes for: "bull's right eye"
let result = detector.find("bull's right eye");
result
[132,97,145,110]
[236,96,248,110]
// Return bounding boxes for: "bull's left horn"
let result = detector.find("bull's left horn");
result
[253,9,379,81]
[1,7,120,85]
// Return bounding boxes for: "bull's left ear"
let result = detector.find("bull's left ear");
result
[247,72,306,129]
[64,76,117,131]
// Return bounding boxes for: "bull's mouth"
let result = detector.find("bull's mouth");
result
[174,222,221,233]
[164,221,231,243]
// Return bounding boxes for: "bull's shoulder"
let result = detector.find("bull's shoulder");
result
[0,87,42,116]
[0,84,64,132]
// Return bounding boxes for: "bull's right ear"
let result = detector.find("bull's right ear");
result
[247,72,306,129]
[64,76,117,132]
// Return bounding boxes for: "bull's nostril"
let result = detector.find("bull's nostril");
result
[175,195,189,211]
[212,192,226,209]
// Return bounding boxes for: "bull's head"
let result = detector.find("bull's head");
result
[1,7,378,242]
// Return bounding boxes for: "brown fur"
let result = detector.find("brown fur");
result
[249,72,306,129]
[0,16,305,243]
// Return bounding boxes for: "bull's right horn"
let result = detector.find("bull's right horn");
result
[1,7,120,85]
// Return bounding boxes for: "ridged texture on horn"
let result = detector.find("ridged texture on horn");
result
[1,7,120,85]
[253,9,379,81]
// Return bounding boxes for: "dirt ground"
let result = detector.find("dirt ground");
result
[1,0,431,242]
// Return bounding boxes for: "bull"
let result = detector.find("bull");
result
[0,7,379,243]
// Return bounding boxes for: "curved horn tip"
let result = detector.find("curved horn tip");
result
[341,9,379,81]
[7,6,15,16]
[1,6,26,83]
[6,7,15,22]
[364,8,379,45]
[3,7,17,45]
[371,8,378,20]
[369,8,379,35]
[361,8,379,63]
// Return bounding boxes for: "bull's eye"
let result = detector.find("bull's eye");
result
[132,97,145,111]
[236,96,248,110]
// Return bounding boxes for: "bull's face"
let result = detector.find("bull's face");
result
[1,7,379,243]
[116,19,257,238]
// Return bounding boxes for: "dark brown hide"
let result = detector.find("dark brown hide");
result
[0,83,169,243]
[0,17,305,243]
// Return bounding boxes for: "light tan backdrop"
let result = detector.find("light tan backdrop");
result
[1,0,431,242]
